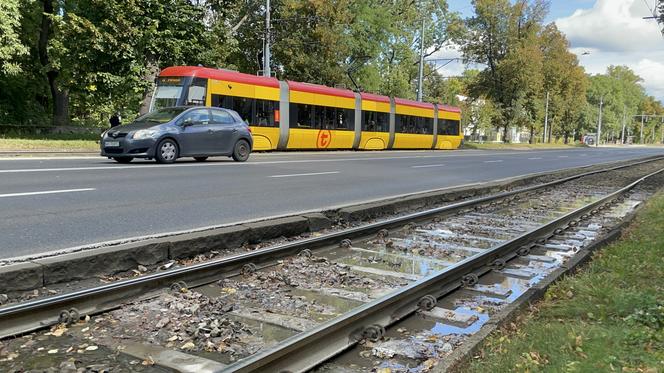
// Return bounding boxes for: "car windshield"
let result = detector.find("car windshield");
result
[133,108,187,124]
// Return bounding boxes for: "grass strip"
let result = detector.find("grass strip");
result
[0,137,99,152]
[463,142,586,150]
[467,192,664,373]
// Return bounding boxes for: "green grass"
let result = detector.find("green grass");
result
[463,142,587,150]
[468,192,664,373]
[0,133,100,152]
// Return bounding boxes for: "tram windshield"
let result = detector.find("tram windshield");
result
[150,77,207,111]
[152,77,184,110]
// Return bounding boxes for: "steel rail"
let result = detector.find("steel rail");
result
[220,166,664,373]
[0,156,662,339]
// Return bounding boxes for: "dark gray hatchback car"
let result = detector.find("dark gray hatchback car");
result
[100,107,253,163]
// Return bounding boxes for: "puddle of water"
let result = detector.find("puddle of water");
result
[0,333,164,372]
[291,288,365,316]
[336,250,445,277]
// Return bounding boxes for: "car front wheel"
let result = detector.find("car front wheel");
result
[232,140,251,162]
[155,139,179,164]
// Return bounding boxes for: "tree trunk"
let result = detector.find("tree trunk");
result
[139,57,161,114]
[529,125,534,144]
[39,0,69,126]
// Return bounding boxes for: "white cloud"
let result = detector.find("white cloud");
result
[556,0,662,52]
[634,58,664,100]
[556,0,664,102]
[427,44,481,78]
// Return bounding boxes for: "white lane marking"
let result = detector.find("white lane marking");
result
[528,157,543,160]
[1,156,652,263]
[411,164,446,168]
[558,155,569,158]
[0,149,604,173]
[0,188,95,198]
[269,171,340,178]
[484,160,503,163]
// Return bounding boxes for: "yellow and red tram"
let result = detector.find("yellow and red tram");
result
[152,66,462,151]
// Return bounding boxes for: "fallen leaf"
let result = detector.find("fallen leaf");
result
[575,335,583,347]
[85,346,98,351]
[142,356,155,366]
[50,324,67,337]
[181,341,196,350]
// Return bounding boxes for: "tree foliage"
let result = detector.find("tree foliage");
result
[0,0,29,75]
[0,0,662,142]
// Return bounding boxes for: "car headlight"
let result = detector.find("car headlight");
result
[133,129,158,139]
[100,130,107,139]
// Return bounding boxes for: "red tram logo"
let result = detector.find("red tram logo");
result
[317,130,332,149]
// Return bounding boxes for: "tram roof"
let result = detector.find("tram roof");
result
[159,66,280,88]
[287,81,355,99]
[437,104,461,113]
[360,92,391,103]
[394,97,435,110]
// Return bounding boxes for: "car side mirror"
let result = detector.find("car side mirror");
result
[181,118,194,127]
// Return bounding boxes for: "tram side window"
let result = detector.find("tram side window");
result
[289,103,353,130]
[255,99,277,127]
[438,119,460,136]
[211,94,251,124]
[185,78,208,106]
[211,94,278,127]
[396,114,433,134]
[290,103,315,128]
[339,108,354,130]
[361,111,389,132]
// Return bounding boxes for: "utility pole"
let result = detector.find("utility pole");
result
[621,105,626,144]
[640,112,645,144]
[263,0,271,77]
[416,18,425,102]
[543,91,549,143]
[596,96,603,147]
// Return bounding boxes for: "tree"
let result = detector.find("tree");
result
[0,0,29,75]
[461,0,549,142]
[540,24,587,143]
[586,66,648,144]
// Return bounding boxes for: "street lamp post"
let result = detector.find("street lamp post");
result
[543,91,549,143]
[596,96,603,147]
[263,0,271,78]
[621,105,626,144]
[640,112,646,144]
[416,18,425,102]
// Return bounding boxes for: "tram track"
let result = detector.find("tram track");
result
[1,157,664,372]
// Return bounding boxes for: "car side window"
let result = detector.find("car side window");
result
[180,109,210,125]
[211,109,235,125]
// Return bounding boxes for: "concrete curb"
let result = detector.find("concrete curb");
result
[436,201,643,373]
[0,158,651,294]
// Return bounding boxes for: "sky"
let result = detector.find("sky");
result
[436,0,664,102]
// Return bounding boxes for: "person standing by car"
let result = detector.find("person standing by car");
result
[109,112,121,128]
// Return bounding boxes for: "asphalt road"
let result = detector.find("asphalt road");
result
[1,147,663,259]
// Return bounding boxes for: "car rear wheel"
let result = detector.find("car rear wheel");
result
[155,139,179,164]
[232,140,251,162]
[194,157,208,162]
[113,157,133,164]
